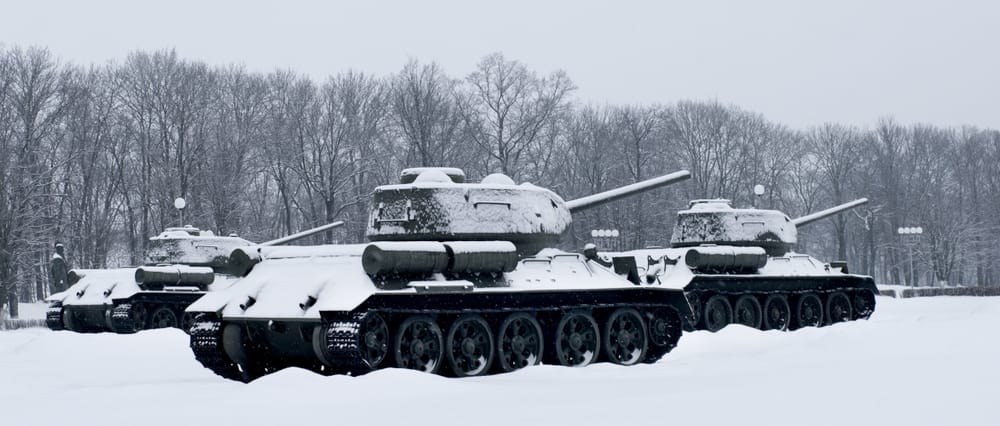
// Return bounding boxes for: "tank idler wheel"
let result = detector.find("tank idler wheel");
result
[603,308,648,366]
[497,312,544,372]
[825,292,853,325]
[360,312,390,369]
[733,295,763,329]
[445,315,494,377]
[222,323,265,382]
[793,293,823,329]
[554,311,600,367]
[150,306,178,329]
[703,295,733,332]
[851,290,876,320]
[762,295,791,331]
[394,316,444,374]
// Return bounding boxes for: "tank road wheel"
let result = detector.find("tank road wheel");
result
[703,295,733,332]
[150,306,178,329]
[603,308,648,366]
[851,290,876,320]
[825,292,853,325]
[445,315,494,377]
[643,307,683,364]
[131,304,150,331]
[793,293,823,329]
[554,311,600,367]
[497,313,544,372]
[394,316,444,374]
[360,313,390,369]
[733,295,763,329]
[762,295,791,331]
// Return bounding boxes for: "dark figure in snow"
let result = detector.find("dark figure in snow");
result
[50,242,69,293]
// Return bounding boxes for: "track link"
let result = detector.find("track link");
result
[323,312,370,373]
[110,304,138,333]
[189,317,244,382]
[46,306,64,331]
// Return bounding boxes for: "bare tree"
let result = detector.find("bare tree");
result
[461,52,575,178]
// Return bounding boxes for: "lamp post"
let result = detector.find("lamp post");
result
[752,184,765,208]
[590,229,621,252]
[174,197,187,227]
[897,226,923,287]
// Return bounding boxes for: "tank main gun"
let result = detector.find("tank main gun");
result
[260,221,346,246]
[229,221,347,277]
[565,170,691,213]
[791,198,869,227]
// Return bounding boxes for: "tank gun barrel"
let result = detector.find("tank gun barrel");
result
[791,198,869,227]
[566,170,691,213]
[261,221,345,246]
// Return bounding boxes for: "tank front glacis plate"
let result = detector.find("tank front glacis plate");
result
[60,268,141,307]
[670,207,796,248]
[366,183,571,244]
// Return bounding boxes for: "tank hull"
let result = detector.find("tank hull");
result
[603,247,879,333]
[46,267,238,334]
[187,247,692,382]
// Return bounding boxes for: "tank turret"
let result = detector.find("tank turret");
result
[670,198,869,256]
[367,168,691,255]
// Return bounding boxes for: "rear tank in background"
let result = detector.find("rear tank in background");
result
[601,198,877,332]
[46,222,342,333]
[187,168,694,382]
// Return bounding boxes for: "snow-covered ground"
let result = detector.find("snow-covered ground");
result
[2,296,997,426]
[2,302,47,320]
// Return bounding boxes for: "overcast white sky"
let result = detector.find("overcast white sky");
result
[2,0,997,129]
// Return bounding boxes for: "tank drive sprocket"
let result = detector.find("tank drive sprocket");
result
[45,306,64,331]
[189,316,244,382]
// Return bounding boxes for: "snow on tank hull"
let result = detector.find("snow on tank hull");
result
[186,243,692,382]
[46,268,139,332]
[602,246,878,333]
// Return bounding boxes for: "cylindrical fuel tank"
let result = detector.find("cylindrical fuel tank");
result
[684,246,768,272]
[362,242,450,276]
[134,265,216,287]
[443,241,518,273]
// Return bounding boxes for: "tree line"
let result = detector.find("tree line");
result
[2,46,998,316]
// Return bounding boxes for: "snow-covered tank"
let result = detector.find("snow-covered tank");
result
[46,222,343,333]
[599,198,877,333]
[187,168,694,382]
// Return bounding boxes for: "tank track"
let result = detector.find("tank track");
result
[688,287,878,331]
[46,306,64,331]
[110,304,139,334]
[189,317,245,382]
[323,313,370,373]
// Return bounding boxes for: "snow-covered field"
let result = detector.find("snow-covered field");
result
[2,296,997,426]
